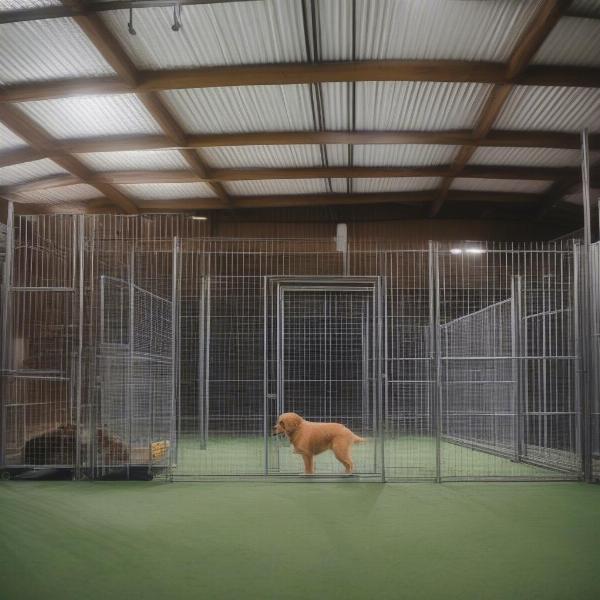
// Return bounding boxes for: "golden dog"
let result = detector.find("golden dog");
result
[274,412,365,475]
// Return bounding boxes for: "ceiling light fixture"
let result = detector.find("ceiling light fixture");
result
[191,216,207,221]
[172,3,182,32]
[465,247,485,254]
[127,8,136,35]
[450,248,462,255]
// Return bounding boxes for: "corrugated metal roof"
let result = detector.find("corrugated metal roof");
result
[0,122,25,151]
[325,144,349,167]
[0,1,61,11]
[352,177,441,193]
[350,82,492,130]
[532,16,600,67]
[354,144,458,166]
[451,178,552,193]
[224,179,330,196]
[0,18,115,85]
[0,158,68,186]
[321,82,351,130]
[330,178,349,193]
[569,0,600,18]
[161,85,314,134]
[202,145,324,169]
[319,0,543,62]
[496,86,600,132]
[18,183,101,203]
[76,150,190,171]
[469,147,594,168]
[100,2,306,70]
[115,182,215,200]
[18,94,163,139]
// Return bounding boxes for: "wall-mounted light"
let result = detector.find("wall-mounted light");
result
[465,247,485,254]
[191,216,207,221]
[450,248,462,255]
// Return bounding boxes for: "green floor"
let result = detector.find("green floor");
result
[176,435,571,479]
[1,482,600,600]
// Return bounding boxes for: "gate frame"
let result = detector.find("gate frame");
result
[263,275,386,481]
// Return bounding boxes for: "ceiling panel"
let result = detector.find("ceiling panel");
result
[469,147,595,168]
[161,85,314,134]
[202,145,324,169]
[115,182,215,200]
[319,0,543,62]
[0,158,68,186]
[348,82,493,130]
[100,1,306,70]
[76,150,190,171]
[532,16,600,67]
[224,179,330,196]
[0,18,115,85]
[354,144,458,166]
[352,177,441,193]
[0,122,26,151]
[495,86,600,132]
[17,183,101,203]
[0,1,61,9]
[18,94,163,139]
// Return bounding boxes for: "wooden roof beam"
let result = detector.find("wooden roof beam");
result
[429,0,575,218]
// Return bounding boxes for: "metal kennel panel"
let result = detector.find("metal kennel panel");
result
[97,275,175,479]
[175,238,344,479]
[0,211,83,473]
[265,277,383,478]
[436,242,581,480]
[590,242,600,481]
[348,243,435,481]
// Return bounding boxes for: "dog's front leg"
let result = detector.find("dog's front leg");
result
[301,453,315,475]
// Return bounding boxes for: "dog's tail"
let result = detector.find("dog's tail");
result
[352,434,367,444]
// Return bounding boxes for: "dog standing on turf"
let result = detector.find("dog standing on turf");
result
[274,412,365,475]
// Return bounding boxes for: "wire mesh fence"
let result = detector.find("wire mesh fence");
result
[0,213,593,481]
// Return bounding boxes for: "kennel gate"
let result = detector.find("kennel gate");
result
[264,277,385,478]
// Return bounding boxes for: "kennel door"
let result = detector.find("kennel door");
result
[265,277,383,477]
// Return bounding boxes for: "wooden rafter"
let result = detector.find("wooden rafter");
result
[4,165,595,195]
[0,103,138,213]
[36,0,230,209]
[429,0,575,218]
[2,61,599,104]
[2,130,598,170]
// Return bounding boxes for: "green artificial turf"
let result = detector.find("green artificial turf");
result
[175,435,570,480]
[1,481,600,600]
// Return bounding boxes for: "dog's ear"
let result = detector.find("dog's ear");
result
[285,413,303,432]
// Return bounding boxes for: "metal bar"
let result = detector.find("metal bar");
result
[511,275,524,461]
[170,237,179,481]
[0,202,14,468]
[127,247,135,481]
[263,276,269,477]
[429,241,442,483]
[74,215,84,480]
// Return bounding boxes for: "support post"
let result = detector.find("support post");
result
[170,237,179,481]
[74,215,84,480]
[511,275,524,462]
[429,241,442,482]
[0,202,14,468]
[580,130,594,482]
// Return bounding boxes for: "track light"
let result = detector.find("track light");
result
[127,8,136,35]
[172,3,182,32]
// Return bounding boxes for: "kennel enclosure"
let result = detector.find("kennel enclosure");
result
[0,211,594,481]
